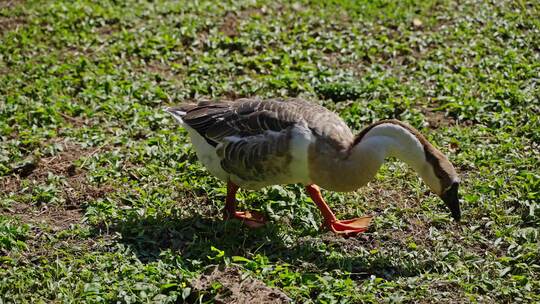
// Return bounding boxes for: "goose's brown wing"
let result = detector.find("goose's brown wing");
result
[176,98,299,146]
[216,130,292,182]
[172,98,353,149]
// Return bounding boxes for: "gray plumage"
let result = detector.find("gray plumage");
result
[167,98,353,182]
[170,98,353,148]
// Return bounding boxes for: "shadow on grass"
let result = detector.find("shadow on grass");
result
[101,211,427,281]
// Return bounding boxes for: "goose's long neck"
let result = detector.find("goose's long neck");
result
[310,121,439,193]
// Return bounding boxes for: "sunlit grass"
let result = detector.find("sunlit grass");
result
[0,0,538,302]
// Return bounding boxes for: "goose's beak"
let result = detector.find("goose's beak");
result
[441,182,461,222]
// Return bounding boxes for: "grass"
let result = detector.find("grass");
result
[0,0,539,302]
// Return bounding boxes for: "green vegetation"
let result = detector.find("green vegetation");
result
[1,0,539,302]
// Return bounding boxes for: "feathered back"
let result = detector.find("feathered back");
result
[167,98,354,149]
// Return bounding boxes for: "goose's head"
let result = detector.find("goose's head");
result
[420,145,461,222]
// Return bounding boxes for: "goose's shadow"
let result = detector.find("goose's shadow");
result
[106,212,420,280]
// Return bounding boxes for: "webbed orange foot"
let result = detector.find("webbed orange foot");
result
[327,216,373,235]
[225,210,267,228]
[306,184,373,236]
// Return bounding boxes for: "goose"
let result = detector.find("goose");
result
[165,98,461,235]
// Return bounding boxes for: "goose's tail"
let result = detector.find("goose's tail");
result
[164,104,198,125]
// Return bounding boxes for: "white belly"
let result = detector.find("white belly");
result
[185,126,228,182]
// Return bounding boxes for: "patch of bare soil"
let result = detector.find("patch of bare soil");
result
[6,203,83,231]
[95,24,118,37]
[192,266,291,304]
[220,12,239,38]
[354,181,415,211]
[0,15,26,33]
[422,108,456,129]
[0,1,26,33]
[384,217,432,247]
[0,0,23,9]
[145,60,179,81]
[218,6,272,39]
[0,142,113,228]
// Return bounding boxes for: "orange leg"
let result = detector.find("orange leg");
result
[305,184,372,235]
[223,181,266,228]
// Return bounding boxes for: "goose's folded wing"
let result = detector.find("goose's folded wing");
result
[181,99,301,146]
[216,130,292,182]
